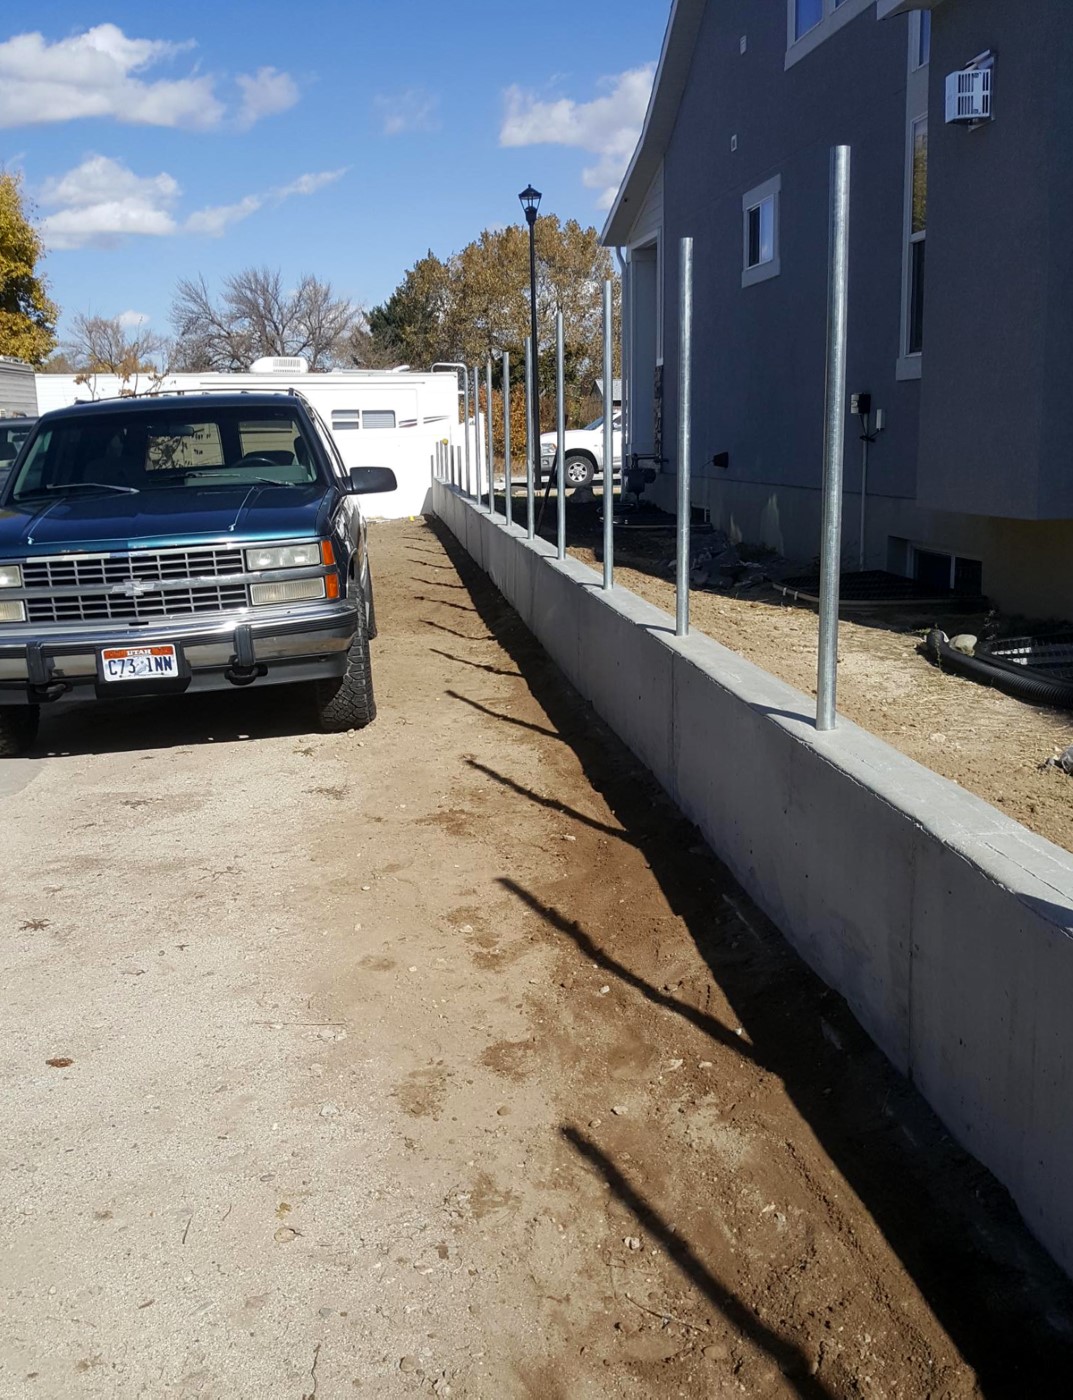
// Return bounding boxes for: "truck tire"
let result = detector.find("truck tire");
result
[312,586,376,731]
[564,453,596,487]
[0,705,39,757]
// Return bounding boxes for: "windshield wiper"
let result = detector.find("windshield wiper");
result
[42,481,140,496]
[183,473,294,487]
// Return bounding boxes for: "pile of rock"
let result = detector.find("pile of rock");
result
[659,530,788,594]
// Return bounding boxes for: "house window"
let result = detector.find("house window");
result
[913,547,983,597]
[786,0,870,63]
[741,175,781,288]
[794,0,823,39]
[907,117,927,355]
[362,409,396,430]
[914,11,932,70]
[331,409,361,431]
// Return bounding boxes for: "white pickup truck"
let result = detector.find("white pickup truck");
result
[539,411,622,487]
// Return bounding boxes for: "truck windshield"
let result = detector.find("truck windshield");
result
[9,406,321,502]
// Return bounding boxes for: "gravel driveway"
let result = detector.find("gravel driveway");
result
[2,519,1071,1398]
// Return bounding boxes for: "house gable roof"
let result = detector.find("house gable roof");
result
[601,0,707,247]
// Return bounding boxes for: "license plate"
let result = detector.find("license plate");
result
[100,644,179,682]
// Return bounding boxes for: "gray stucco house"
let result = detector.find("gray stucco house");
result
[604,0,1073,616]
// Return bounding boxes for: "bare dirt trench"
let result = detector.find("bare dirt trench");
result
[2,518,1072,1400]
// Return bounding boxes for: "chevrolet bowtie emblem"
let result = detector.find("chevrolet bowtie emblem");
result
[113,579,152,596]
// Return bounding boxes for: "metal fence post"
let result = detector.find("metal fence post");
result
[462,372,471,494]
[486,356,495,515]
[602,278,614,590]
[555,310,566,559]
[817,145,852,732]
[502,350,512,528]
[525,338,536,539]
[472,366,482,506]
[676,238,694,638]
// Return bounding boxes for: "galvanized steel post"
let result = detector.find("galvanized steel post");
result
[524,338,535,539]
[502,350,512,528]
[555,309,566,561]
[462,372,471,493]
[817,145,852,732]
[676,237,694,638]
[486,356,495,515]
[602,279,615,590]
[472,366,483,506]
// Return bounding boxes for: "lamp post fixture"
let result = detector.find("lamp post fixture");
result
[519,184,542,488]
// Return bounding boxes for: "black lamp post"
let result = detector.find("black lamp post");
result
[519,184,542,487]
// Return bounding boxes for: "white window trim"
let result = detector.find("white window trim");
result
[785,0,872,70]
[898,12,930,377]
[741,175,781,288]
[910,10,931,71]
[899,114,927,367]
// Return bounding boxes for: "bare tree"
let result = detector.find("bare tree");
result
[64,314,169,375]
[61,313,172,398]
[170,267,361,371]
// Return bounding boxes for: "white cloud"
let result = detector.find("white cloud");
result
[275,168,347,199]
[236,66,299,129]
[499,65,656,209]
[39,155,180,249]
[117,309,150,329]
[37,155,345,250]
[0,24,299,131]
[184,193,264,238]
[374,87,439,136]
[186,168,348,238]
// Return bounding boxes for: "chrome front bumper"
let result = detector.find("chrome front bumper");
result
[0,601,358,702]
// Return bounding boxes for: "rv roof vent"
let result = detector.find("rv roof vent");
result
[249,356,310,374]
[945,66,992,124]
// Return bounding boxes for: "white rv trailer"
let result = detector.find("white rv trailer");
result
[0,355,38,419]
[33,359,464,519]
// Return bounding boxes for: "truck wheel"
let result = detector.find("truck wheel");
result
[312,588,376,731]
[0,706,39,757]
[565,454,596,487]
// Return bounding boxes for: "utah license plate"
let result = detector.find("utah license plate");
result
[100,644,179,682]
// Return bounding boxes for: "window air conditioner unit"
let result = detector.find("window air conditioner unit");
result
[945,66,992,124]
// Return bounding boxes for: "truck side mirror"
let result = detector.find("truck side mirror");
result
[348,466,398,494]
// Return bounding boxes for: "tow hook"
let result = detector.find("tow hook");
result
[26,642,71,703]
[225,625,268,687]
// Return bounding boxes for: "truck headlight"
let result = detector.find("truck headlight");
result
[0,564,22,588]
[245,543,321,570]
[0,600,26,622]
[250,578,326,606]
[540,443,556,457]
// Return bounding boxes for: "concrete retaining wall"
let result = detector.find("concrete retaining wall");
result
[432,480,1073,1277]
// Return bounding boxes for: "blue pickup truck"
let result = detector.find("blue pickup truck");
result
[0,391,397,755]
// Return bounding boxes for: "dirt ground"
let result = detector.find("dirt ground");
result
[3,517,1073,1399]
[565,529,1073,853]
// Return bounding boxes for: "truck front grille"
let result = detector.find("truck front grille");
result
[26,584,249,624]
[22,546,244,589]
[21,546,250,624]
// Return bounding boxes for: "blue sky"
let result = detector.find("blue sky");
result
[2,1,666,342]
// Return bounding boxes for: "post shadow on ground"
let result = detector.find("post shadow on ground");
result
[474,762,638,845]
[447,691,563,743]
[429,649,521,679]
[500,875,753,1058]
[562,1128,837,1400]
[422,619,497,643]
[412,573,468,590]
[423,514,1073,1395]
